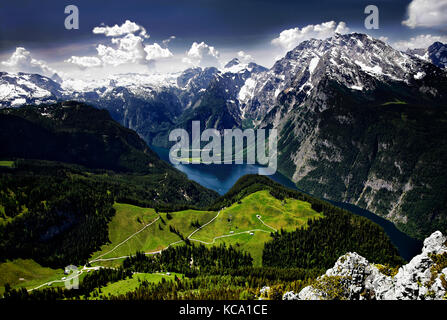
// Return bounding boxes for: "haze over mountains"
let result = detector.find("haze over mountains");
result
[1,33,446,239]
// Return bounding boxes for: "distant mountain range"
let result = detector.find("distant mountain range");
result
[1,34,446,239]
[406,41,447,69]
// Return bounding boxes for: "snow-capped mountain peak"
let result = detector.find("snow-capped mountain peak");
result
[0,72,67,107]
[406,41,447,69]
[224,58,242,69]
[238,33,444,120]
[221,57,267,75]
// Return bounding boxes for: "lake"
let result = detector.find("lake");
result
[152,145,423,261]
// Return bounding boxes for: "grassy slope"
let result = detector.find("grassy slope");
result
[0,161,14,168]
[0,259,64,295]
[0,189,323,294]
[90,272,184,299]
[192,190,323,264]
[89,203,216,266]
[90,190,323,267]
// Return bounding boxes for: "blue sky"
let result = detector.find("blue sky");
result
[0,0,446,78]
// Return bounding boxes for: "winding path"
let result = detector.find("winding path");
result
[28,266,101,292]
[89,216,160,264]
[189,229,271,245]
[256,215,277,232]
[28,209,278,291]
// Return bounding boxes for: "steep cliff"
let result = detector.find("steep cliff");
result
[252,34,447,239]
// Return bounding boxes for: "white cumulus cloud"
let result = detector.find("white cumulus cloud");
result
[66,21,173,70]
[104,33,147,65]
[237,51,254,63]
[402,0,447,29]
[93,20,149,38]
[65,56,102,69]
[271,21,350,52]
[183,41,220,67]
[144,43,173,61]
[1,47,58,77]
[394,34,447,50]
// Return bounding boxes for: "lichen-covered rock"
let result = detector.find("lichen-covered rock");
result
[381,231,447,300]
[297,286,323,300]
[282,291,299,300]
[258,286,271,300]
[283,231,447,300]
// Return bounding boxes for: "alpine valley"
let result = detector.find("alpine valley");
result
[1,32,447,301]
[1,33,446,240]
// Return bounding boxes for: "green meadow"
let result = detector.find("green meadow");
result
[89,203,216,266]
[90,190,323,267]
[89,272,184,299]
[0,189,324,295]
[0,161,14,168]
[0,259,65,295]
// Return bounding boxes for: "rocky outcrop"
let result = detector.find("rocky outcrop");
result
[284,231,447,300]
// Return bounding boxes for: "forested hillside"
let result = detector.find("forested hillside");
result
[0,102,218,268]
[0,160,215,268]
[0,175,404,300]
[210,175,404,268]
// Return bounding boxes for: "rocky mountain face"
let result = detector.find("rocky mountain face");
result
[248,33,447,239]
[407,42,447,69]
[62,73,185,147]
[428,42,447,69]
[84,85,184,147]
[176,66,220,108]
[0,72,68,107]
[243,33,446,123]
[175,59,268,137]
[283,231,447,300]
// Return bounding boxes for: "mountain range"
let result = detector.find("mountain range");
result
[0,33,446,239]
[406,41,447,69]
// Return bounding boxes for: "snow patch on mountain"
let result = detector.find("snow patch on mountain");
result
[0,72,66,108]
[62,72,179,93]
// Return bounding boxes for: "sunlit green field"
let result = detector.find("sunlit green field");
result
[0,259,64,295]
[193,190,322,240]
[89,272,184,299]
[90,190,323,267]
[89,203,216,265]
[191,190,323,265]
[0,161,14,168]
